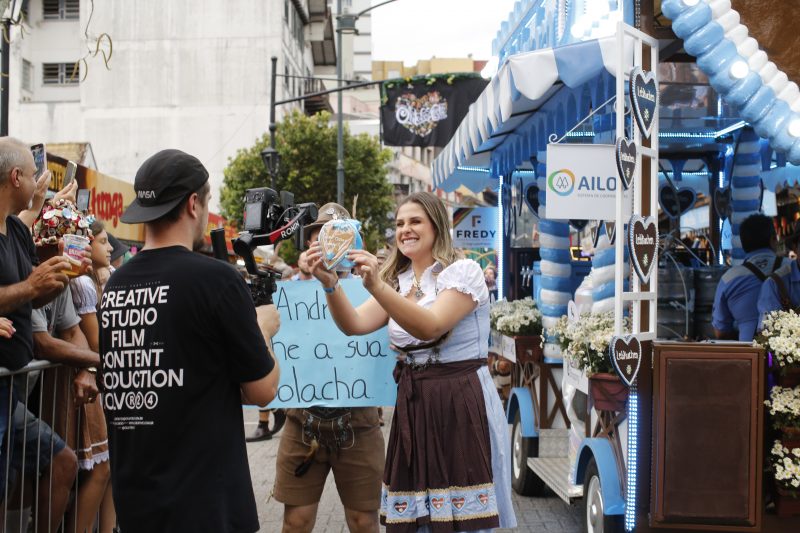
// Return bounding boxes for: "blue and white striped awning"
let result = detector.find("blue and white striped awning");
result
[432,36,632,193]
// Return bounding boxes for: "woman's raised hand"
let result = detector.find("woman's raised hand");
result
[306,241,339,289]
[348,250,381,292]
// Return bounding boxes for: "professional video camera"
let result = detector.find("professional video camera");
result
[211,187,318,305]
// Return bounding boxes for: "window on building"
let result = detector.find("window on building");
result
[21,59,33,92]
[43,0,80,20]
[42,62,80,85]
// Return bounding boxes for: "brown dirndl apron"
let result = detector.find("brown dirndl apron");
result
[380,355,499,532]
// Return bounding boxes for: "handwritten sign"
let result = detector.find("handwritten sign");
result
[267,279,396,408]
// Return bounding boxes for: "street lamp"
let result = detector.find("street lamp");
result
[335,0,399,205]
[260,147,281,190]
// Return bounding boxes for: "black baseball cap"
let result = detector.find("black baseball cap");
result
[107,233,129,263]
[120,149,209,224]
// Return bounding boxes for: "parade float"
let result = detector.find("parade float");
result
[432,0,800,531]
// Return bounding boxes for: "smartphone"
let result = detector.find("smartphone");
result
[31,144,46,178]
[76,188,91,212]
[64,161,78,187]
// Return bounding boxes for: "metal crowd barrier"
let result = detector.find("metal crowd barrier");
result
[0,360,109,533]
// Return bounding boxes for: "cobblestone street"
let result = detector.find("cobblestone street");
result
[245,408,581,532]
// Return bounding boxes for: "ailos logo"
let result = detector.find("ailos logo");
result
[547,168,575,196]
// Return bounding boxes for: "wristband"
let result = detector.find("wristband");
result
[322,280,338,294]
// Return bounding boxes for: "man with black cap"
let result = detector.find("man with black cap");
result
[271,202,384,533]
[98,149,281,533]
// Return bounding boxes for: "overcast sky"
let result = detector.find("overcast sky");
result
[370,0,518,64]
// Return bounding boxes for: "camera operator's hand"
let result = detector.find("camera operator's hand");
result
[26,256,71,305]
[256,304,280,340]
[307,241,338,289]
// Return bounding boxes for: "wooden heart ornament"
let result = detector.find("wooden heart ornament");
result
[627,215,658,285]
[658,184,696,219]
[615,137,637,190]
[714,186,733,220]
[524,182,540,216]
[318,219,362,271]
[629,67,658,138]
[609,334,642,387]
[605,221,616,245]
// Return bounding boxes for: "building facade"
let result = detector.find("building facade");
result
[10,0,325,210]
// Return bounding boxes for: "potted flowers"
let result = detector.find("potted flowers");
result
[755,310,800,386]
[490,297,543,362]
[768,440,800,516]
[547,312,630,412]
[765,386,800,449]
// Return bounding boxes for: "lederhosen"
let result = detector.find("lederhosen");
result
[380,334,500,532]
[290,406,356,476]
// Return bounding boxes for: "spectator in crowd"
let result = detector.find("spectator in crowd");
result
[271,203,384,533]
[484,264,498,303]
[28,202,109,533]
[0,137,88,531]
[308,192,516,531]
[713,214,788,341]
[99,149,281,533]
[69,218,118,532]
[758,220,800,320]
[290,251,313,281]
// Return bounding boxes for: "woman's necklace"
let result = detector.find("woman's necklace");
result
[411,272,425,298]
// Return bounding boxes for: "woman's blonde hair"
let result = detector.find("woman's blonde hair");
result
[379,192,459,286]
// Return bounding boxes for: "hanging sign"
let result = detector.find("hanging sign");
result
[609,334,642,387]
[545,144,631,221]
[713,186,733,220]
[380,76,488,147]
[627,214,658,285]
[615,137,637,190]
[630,67,659,138]
[452,207,498,248]
[658,184,696,219]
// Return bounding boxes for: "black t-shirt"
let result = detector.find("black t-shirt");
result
[99,246,273,533]
[0,215,38,370]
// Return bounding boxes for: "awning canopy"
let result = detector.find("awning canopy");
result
[432,36,631,193]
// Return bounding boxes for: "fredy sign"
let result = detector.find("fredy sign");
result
[267,279,396,408]
[545,144,631,221]
[452,207,498,248]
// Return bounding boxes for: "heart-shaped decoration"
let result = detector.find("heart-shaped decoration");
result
[615,137,637,190]
[318,219,360,271]
[629,67,658,139]
[524,182,540,217]
[658,184,696,219]
[394,501,408,514]
[570,219,589,231]
[515,177,524,213]
[609,334,642,387]
[395,91,447,137]
[477,493,489,506]
[605,221,616,245]
[451,497,465,510]
[627,214,658,285]
[431,497,445,510]
[714,187,732,220]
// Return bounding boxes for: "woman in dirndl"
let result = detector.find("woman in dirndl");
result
[308,191,516,532]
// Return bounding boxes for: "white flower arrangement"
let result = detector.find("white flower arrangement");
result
[546,312,629,375]
[490,297,543,337]
[770,440,800,491]
[765,386,800,431]
[755,310,800,370]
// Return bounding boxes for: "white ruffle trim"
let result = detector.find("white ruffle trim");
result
[78,451,109,471]
[437,282,482,304]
